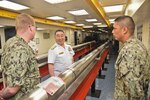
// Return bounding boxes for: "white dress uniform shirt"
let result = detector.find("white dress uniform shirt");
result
[48,43,75,76]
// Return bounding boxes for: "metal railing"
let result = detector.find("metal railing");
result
[22,42,109,100]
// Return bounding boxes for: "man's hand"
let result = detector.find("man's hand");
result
[0,90,4,100]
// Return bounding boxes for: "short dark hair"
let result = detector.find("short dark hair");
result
[55,29,64,35]
[115,16,135,34]
[65,36,68,41]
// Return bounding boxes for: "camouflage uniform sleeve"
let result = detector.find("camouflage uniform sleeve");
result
[6,49,29,87]
[119,49,145,98]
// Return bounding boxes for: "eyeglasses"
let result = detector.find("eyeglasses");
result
[29,25,37,31]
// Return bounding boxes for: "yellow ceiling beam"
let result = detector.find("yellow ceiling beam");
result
[87,0,110,27]
[0,9,82,29]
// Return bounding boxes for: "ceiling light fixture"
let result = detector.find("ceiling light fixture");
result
[68,9,88,16]
[64,21,76,24]
[0,0,29,10]
[85,19,97,22]
[104,5,124,13]
[97,24,107,27]
[76,24,84,26]
[0,25,4,28]
[37,28,46,31]
[46,16,64,20]
[83,26,93,28]
[44,0,72,4]
[93,23,102,25]
[109,19,115,23]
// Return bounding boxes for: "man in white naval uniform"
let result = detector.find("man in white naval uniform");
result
[48,30,74,76]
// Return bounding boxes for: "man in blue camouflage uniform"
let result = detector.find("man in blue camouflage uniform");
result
[112,16,150,100]
[0,13,40,100]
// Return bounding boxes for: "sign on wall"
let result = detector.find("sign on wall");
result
[43,33,50,39]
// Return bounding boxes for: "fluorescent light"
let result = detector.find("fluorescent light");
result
[85,19,97,22]
[110,22,114,23]
[93,23,102,25]
[109,19,115,22]
[76,24,84,26]
[0,25,4,28]
[64,21,76,24]
[44,0,72,4]
[83,26,93,28]
[46,16,64,20]
[97,24,107,27]
[68,9,88,16]
[109,19,115,23]
[89,30,93,32]
[104,5,124,13]
[37,28,46,31]
[0,0,29,11]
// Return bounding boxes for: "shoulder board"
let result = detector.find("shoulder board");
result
[51,45,57,50]
[59,52,64,55]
